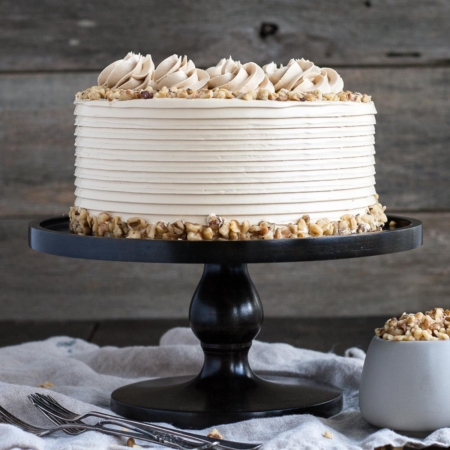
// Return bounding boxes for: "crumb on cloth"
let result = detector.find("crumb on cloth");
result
[126,437,142,447]
[207,428,223,439]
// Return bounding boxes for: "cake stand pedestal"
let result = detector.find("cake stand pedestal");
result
[29,215,422,429]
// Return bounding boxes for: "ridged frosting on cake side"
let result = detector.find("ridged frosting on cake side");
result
[73,99,379,225]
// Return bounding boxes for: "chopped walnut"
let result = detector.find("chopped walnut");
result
[207,428,223,439]
[76,86,373,103]
[69,201,387,241]
[375,308,450,341]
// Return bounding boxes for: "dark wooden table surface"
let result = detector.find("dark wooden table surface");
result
[0,317,383,353]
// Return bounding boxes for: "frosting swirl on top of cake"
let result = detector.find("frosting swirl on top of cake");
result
[98,52,154,89]
[152,54,210,90]
[96,53,346,94]
[206,57,274,92]
[263,59,344,94]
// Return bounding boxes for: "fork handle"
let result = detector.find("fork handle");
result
[43,422,208,449]
[85,412,258,450]
[99,420,215,449]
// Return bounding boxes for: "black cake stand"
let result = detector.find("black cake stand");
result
[29,215,422,429]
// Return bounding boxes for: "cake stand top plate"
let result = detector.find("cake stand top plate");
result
[29,215,422,264]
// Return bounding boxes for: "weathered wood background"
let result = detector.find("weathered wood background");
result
[1,0,449,320]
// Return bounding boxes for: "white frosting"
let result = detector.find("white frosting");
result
[206,57,274,92]
[264,59,344,93]
[152,54,209,90]
[75,124,375,140]
[96,53,344,94]
[75,112,375,129]
[97,52,154,90]
[73,99,378,224]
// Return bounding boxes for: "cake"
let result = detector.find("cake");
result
[70,53,387,240]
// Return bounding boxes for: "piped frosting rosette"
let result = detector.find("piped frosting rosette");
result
[98,52,154,89]
[96,53,345,94]
[263,58,344,93]
[206,57,274,92]
[152,55,209,90]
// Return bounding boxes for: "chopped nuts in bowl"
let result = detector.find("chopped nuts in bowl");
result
[375,308,450,341]
[361,308,450,432]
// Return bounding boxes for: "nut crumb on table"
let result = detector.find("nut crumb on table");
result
[207,428,223,439]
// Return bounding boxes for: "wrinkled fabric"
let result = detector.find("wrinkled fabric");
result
[0,328,447,449]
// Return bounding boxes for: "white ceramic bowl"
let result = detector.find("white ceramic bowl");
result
[360,336,450,432]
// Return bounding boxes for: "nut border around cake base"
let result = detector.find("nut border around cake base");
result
[69,201,387,241]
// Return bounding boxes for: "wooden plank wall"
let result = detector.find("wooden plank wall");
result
[1,0,449,320]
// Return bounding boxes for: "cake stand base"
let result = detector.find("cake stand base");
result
[29,215,422,429]
[111,264,342,428]
[110,262,344,428]
[111,372,342,429]
[110,262,343,428]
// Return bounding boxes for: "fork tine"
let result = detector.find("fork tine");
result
[1,403,203,447]
[32,395,167,440]
[30,394,66,418]
[32,394,73,418]
[45,395,74,415]
[32,393,261,450]
[31,394,88,436]
[40,410,81,435]
[29,394,54,411]
[35,394,70,413]
[32,396,147,439]
[0,405,44,434]
[0,408,16,426]
[0,405,25,426]
[33,394,262,450]
[29,395,82,435]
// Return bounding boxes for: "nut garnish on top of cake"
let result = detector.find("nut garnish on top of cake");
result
[76,53,372,102]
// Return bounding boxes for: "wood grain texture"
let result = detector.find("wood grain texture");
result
[88,317,383,355]
[0,317,383,355]
[1,0,450,71]
[1,213,447,320]
[0,321,95,348]
[1,67,449,215]
[0,317,394,358]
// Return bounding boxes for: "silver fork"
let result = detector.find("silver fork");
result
[29,393,262,450]
[0,404,216,450]
[29,395,211,449]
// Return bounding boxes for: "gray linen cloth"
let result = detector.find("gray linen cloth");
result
[0,327,449,450]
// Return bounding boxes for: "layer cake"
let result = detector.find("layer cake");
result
[70,54,387,240]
